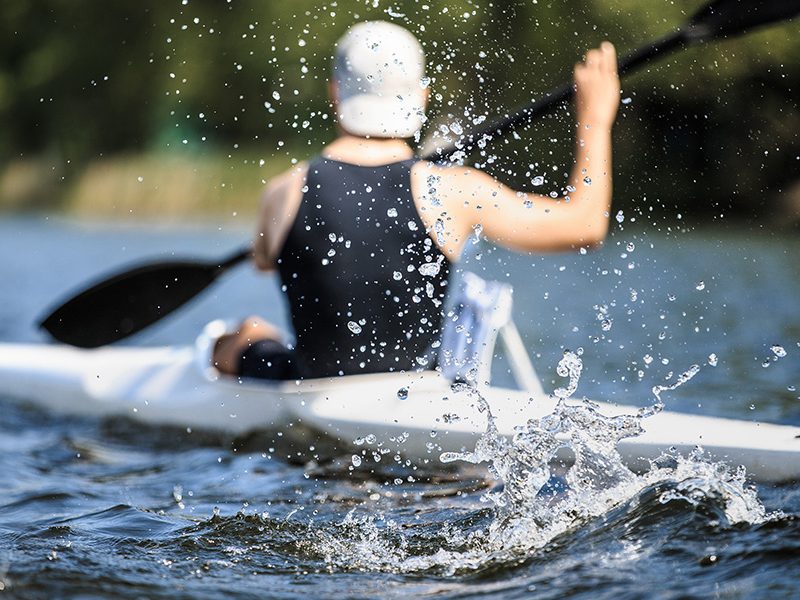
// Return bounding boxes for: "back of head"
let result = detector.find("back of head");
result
[332,21,427,139]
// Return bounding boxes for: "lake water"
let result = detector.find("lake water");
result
[0,216,798,599]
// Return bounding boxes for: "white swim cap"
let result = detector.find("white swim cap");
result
[332,21,427,138]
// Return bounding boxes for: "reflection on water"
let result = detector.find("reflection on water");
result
[0,217,798,598]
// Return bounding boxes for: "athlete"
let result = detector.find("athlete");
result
[213,20,620,380]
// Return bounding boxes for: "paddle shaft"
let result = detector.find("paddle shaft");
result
[423,31,687,162]
[218,247,253,271]
[425,0,800,160]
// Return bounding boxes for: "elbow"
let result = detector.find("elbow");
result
[253,255,273,272]
[251,243,273,271]
[578,223,609,250]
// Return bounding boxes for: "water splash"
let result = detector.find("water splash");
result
[311,353,769,574]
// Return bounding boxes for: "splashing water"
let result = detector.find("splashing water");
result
[310,352,770,574]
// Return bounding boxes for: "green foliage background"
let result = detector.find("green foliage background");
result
[0,0,797,221]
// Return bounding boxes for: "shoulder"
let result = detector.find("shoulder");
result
[412,161,496,191]
[410,161,498,212]
[411,160,487,181]
[261,162,309,206]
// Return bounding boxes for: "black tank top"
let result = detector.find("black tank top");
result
[276,157,451,378]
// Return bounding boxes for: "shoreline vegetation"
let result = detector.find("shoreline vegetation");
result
[1,2,798,226]
[1,148,798,227]
[0,150,287,222]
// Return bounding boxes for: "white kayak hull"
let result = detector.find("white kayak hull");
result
[0,342,797,483]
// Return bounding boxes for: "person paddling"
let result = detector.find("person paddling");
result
[213,20,620,380]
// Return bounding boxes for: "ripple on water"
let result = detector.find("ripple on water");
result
[1,337,799,597]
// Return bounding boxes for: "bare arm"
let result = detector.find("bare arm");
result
[252,163,308,271]
[421,42,620,255]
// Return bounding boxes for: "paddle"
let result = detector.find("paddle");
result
[40,0,800,348]
[425,0,800,160]
[39,248,251,348]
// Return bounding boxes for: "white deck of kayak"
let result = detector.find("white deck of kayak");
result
[0,340,798,482]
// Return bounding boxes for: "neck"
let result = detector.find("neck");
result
[322,135,414,166]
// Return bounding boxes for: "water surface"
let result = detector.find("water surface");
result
[0,217,798,599]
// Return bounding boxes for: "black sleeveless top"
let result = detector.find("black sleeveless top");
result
[276,157,451,378]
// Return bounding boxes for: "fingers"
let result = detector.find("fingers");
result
[585,48,602,69]
[601,41,617,74]
[582,42,618,73]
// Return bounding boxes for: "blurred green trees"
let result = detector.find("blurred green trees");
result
[0,0,797,220]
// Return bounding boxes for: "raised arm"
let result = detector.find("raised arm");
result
[416,42,620,256]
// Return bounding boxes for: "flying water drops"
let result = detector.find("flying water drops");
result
[472,223,483,244]
[771,344,787,358]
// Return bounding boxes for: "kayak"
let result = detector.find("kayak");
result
[0,327,798,482]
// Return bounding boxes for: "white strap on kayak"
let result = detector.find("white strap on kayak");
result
[439,272,544,395]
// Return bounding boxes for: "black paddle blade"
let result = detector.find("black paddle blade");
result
[688,0,800,41]
[40,260,224,348]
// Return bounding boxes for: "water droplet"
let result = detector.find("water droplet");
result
[472,223,483,244]
[347,321,362,334]
[584,176,592,186]
[418,260,442,277]
[387,207,398,218]
[351,454,362,467]
[532,175,544,186]
[434,218,446,245]
[771,344,786,358]
[328,233,337,242]
[397,387,408,401]
[707,353,718,367]
[392,271,402,281]
[615,210,624,223]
